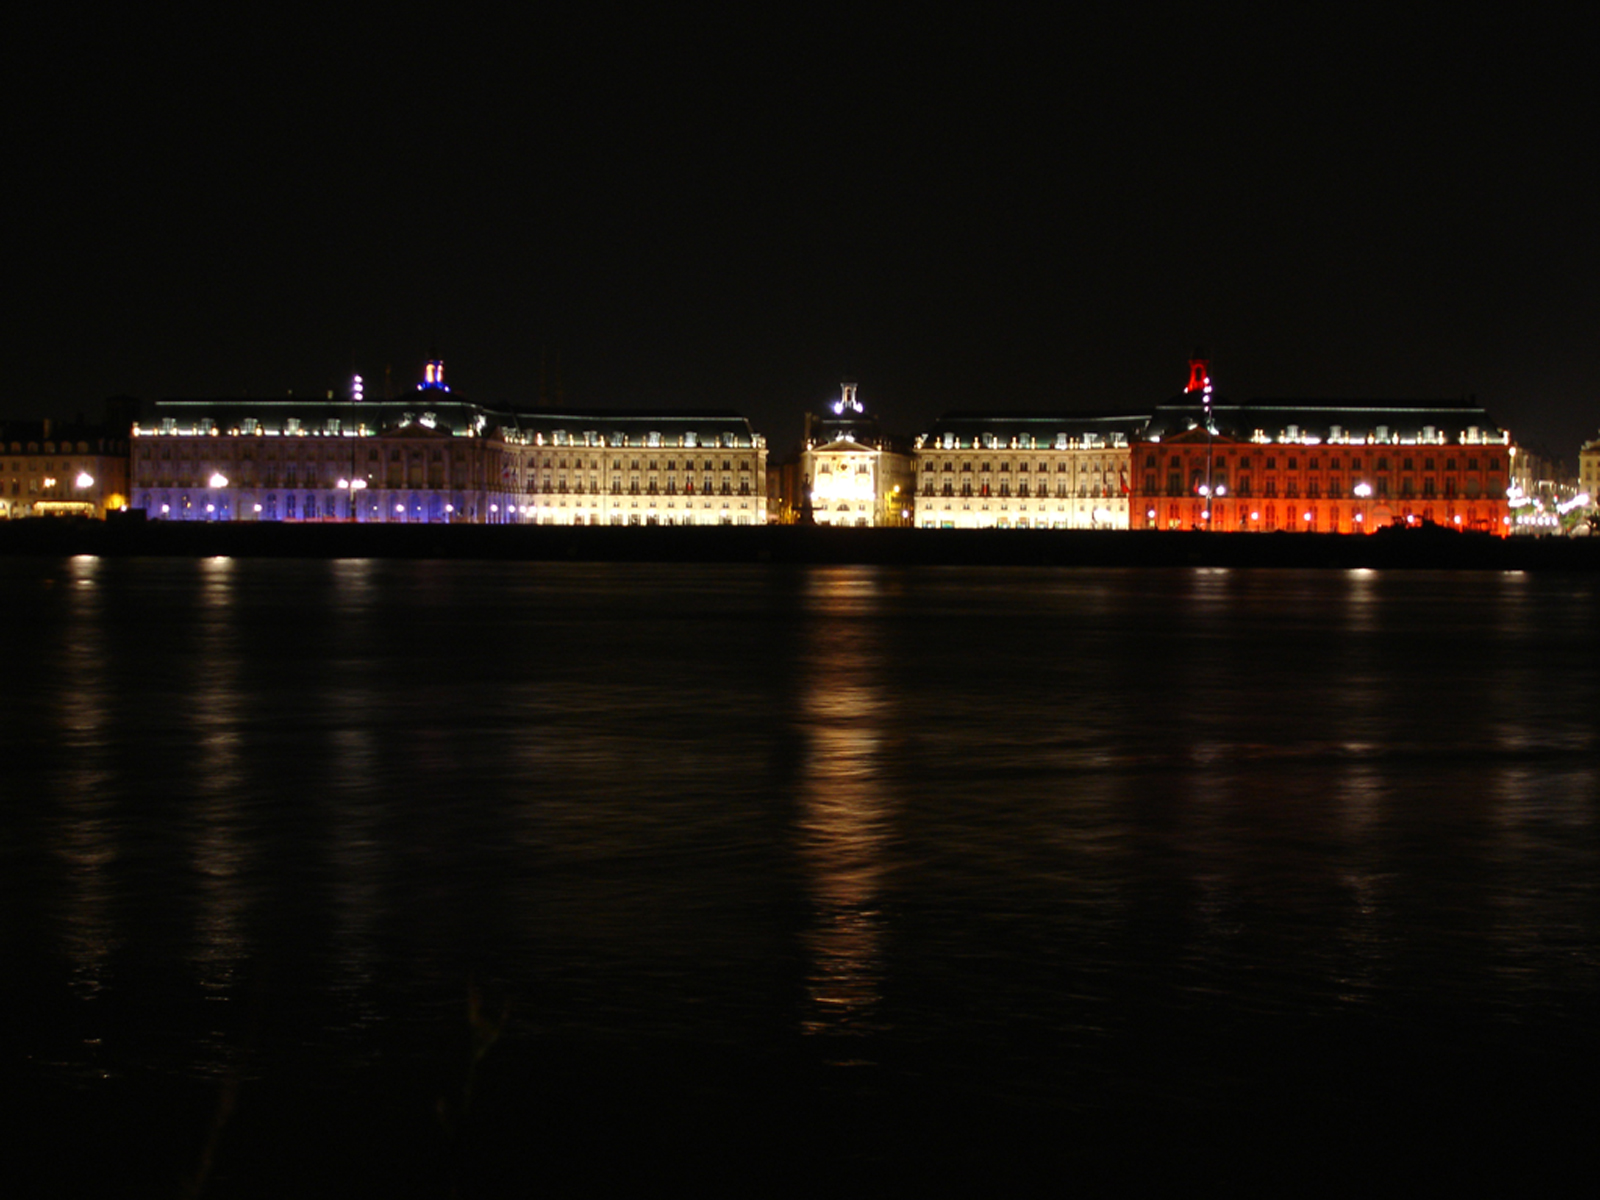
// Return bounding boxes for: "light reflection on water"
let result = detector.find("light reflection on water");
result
[2,558,1597,1180]
[796,568,894,1045]
[55,555,115,1011]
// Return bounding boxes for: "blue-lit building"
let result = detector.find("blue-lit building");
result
[129,360,767,524]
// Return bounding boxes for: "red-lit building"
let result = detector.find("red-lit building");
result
[1129,358,1515,534]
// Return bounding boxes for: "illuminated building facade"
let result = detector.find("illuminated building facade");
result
[800,384,915,526]
[1129,357,1515,534]
[132,390,518,524]
[1,420,130,519]
[511,411,766,525]
[911,412,1146,529]
[130,362,766,525]
[1580,434,1599,518]
[1506,447,1589,534]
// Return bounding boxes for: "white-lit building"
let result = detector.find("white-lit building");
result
[800,384,914,527]
[512,410,766,525]
[911,412,1146,529]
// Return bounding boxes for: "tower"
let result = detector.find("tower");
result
[1186,349,1215,433]
[419,356,450,392]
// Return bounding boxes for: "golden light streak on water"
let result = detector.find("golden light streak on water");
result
[796,569,895,1047]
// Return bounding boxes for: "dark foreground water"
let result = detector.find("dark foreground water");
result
[2,558,1597,1196]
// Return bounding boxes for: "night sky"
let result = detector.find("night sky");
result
[14,7,1597,459]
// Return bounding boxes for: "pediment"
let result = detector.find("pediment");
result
[382,421,456,439]
[1162,425,1241,446]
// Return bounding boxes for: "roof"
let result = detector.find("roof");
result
[1142,399,1510,443]
[143,397,498,437]
[137,398,764,447]
[514,409,762,447]
[919,410,1151,448]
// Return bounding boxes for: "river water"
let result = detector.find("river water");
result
[2,558,1597,1195]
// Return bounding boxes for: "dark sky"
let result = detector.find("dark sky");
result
[14,6,1598,458]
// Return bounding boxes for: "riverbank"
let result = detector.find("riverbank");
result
[3,517,1597,569]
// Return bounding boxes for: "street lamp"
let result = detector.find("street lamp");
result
[1353,482,1372,534]
[337,476,367,521]
[205,473,229,521]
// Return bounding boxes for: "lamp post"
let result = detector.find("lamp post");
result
[337,477,367,522]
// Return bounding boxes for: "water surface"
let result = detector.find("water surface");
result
[2,558,1596,1193]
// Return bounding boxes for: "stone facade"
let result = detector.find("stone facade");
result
[911,413,1146,529]
[1129,401,1514,534]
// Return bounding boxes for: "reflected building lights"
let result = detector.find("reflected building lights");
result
[796,569,896,1045]
[187,557,254,1048]
[55,555,119,1006]
[323,559,383,1034]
